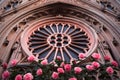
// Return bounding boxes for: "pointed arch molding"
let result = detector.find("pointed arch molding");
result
[0,2,120,63]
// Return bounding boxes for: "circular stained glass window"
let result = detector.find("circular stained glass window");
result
[21,18,98,63]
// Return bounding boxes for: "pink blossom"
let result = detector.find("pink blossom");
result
[86,65,94,71]
[2,70,10,79]
[57,68,64,74]
[106,67,114,74]
[36,68,42,76]
[11,59,18,66]
[78,53,86,60]
[23,73,33,80]
[2,62,7,69]
[64,64,71,72]
[56,56,61,60]
[60,62,65,67]
[51,72,59,79]
[27,55,35,62]
[104,55,110,61]
[15,74,22,80]
[41,59,48,66]
[111,61,118,67]
[92,53,101,60]
[74,67,82,74]
[69,77,77,80]
[92,61,100,68]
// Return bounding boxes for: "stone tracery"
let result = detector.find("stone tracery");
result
[0,0,120,77]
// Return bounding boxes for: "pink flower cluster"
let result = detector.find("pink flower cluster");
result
[92,61,100,69]
[15,73,34,80]
[86,65,94,71]
[106,67,114,74]
[15,74,22,80]
[2,62,7,69]
[23,73,33,80]
[2,70,10,79]
[1,53,119,80]
[74,67,82,74]
[78,53,86,60]
[56,56,62,61]
[69,77,77,80]
[64,64,71,72]
[57,68,64,74]
[111,61,118,67]
[52,72,59,79]
[36,68,42,76]
[27,55,35,62]
[86,61,100,71]
[104,55,110,61]
[41,59,48,65]
[92,53,101,60]
[11,59,18,67]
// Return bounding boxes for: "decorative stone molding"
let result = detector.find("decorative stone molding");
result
[0,0,120,71]
[20,18,98,63]
[3,38,9,46]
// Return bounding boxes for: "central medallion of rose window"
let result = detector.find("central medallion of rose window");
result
[47,33,71,48]
[21,19,98,63]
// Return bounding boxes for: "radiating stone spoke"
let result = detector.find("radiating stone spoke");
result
[29,42,46,46]
[67,27,76,35]
[71,31,85,37]
[72,38,89,41]
[32,43,49,50]
[72,34,87,38]
[64,47,73,60]
[45,47,55,59]
[56,25,59,33]
[29,37,46,40]
[36,46,51,55]
[71,41,89,45]
[32,33,47,38]
[60,48,65,61]
[30,34,47,38]
[67,46,79,55]
[60,24,64,33]
[29,41,46,45]
[70,43,85,51]
[54,48,58,60]
[44,27,53,35]
[46,25,54,34]
[50,24,56,33]
[26,22,95,63]
[64,26,70,34]
[38,28,49,36]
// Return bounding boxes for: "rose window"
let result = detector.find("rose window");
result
[21,19,98,63]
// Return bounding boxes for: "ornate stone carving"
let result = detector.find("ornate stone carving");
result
[2,0,22,11]
[3,38,9,46]
[21,18,98,63]
[112,37,119,46]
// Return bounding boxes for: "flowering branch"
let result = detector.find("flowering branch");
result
[1,53,120,80]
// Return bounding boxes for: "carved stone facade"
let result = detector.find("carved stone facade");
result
[0,0,120,77]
